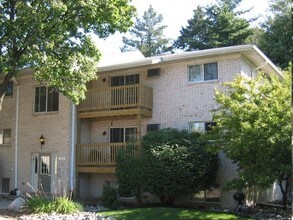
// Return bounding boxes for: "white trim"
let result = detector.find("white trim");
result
[14,82,19,189]
[70,103,76,192]
[98,45,282,78]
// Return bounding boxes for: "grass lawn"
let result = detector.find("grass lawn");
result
[99,207,252,220]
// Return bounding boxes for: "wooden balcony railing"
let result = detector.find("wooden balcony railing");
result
[76,143,136,166]
[77,84,153,113]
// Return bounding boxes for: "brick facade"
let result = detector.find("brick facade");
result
[0,45,282,208]
[0,72,73,195]
[78,53,258,207]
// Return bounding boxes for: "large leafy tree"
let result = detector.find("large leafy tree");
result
[0,0,135,106]
[174,0,253,51]
[258,0,292,69]
[116,128,219,206]
[121,5,172,57]
[209,71,291,209]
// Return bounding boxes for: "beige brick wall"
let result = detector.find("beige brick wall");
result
[0,94,16,191]
[78,54,246,207]
[0,74,72,194]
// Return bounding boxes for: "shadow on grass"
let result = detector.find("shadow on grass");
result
[99,207,252,220]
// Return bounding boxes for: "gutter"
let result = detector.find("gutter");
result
[97,45,282,77]
[251,45,283,77]
[70,103,76,194]
[12,78,19,189]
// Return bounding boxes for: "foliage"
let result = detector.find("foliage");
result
[26,196,83,214]
[258,0,292,69]
[121,5,172,57]
[116,144,143,203]
[116,128,219,206]
[209,70,291,208]
[0,0,135,104]
[174,0,253,51]
[99,207,252,220]
[101,181,118,208]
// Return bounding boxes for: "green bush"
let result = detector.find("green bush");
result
[26,196,83,214]
[101,181,118,208]
[116,144,143,203]
[116,128,219,206]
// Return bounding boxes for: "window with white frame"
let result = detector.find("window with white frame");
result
[191,184,220,203]
[110,127,137,143]
[188,62,218,82]
[0,129,11,145]
[189,122,216,133]
[34,86,59,113]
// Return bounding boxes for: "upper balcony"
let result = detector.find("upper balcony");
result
[77,84,153,119]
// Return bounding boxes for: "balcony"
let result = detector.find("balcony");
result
[76,143,136,173]
[77,84,153,119]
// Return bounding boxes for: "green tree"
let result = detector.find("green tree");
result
[0,0,135,106]
[174,0,253,51]
[209,71,291,209]
[121,5,172,57]
[116,128,219,206]
[258,0,292,69]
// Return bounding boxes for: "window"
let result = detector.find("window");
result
[189,122,216,133]
[0,129,11,145]
[5,81,13,96]
[110,127,137,143]
[111,74,139,87]
[191,184,220,203]
[34,86,59,113]
[0,178,10,193]
[147,124,160,132]
[189,62,218,82]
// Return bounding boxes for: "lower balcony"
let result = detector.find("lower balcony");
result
[76,143,136,173]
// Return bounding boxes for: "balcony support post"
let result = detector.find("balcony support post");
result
[137,114,142,155]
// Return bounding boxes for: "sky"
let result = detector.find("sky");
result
[95,0,271,55]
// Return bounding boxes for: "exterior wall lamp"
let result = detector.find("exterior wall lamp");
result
[40,135,45,148]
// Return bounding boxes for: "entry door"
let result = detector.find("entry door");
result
[39,154,52,193]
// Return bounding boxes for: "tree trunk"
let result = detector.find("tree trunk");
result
[0,94,4,112]
[278,175,289,210]
[0,72,14,111]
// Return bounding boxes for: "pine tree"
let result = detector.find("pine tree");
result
[258,0,292,69]
[174,0,253,51]
[121,5,172,57]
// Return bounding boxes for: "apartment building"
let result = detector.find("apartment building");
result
[0,45,282,207]
[0,68,75,195]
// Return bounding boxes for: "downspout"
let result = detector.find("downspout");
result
[70,102,76,194]
[13,78,19,189]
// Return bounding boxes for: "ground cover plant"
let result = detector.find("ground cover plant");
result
[26,196,83,214]
[99,207,252,220]
[26,193,83,214]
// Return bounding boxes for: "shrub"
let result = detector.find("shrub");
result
[26,195,83,214]
[101,181,118,208]
[116,144,143,203]
[116,128,219,206]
